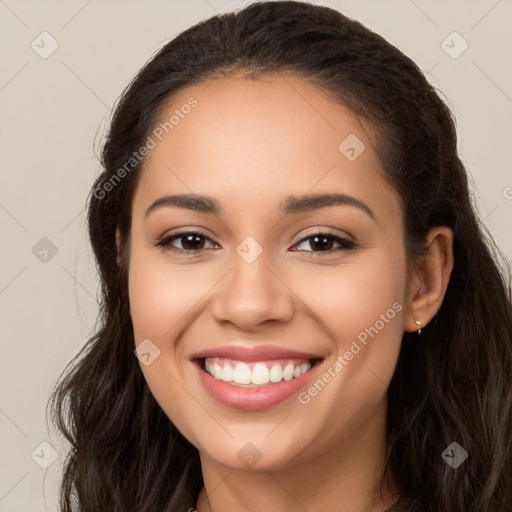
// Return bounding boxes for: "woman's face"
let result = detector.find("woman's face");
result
[126,74,411,471]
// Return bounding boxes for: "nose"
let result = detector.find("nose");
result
[209,251,295,331]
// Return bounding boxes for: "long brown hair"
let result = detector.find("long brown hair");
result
[47,2,512,510]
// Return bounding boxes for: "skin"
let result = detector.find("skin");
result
[118,73,454,512]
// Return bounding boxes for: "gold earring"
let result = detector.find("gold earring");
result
[414,320,422,335]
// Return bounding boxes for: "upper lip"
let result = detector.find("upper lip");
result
[190,344,324,362]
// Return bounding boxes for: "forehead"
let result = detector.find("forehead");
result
[133,73,400,223]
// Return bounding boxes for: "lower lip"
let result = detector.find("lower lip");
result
[194,360,320,411]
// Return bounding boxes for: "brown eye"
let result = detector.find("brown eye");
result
[292,233,356,254]
[156,232,218,253]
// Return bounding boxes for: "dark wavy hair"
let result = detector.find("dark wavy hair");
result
[47,2,512,511]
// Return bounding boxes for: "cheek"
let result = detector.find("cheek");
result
[337,248,406,366]
[128,253,212,343]
[289,250,406,440]
[304,247,406,395]
[127,251,209,443]
[301,247,406,340]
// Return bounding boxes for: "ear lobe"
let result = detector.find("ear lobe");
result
[404,226,454,333]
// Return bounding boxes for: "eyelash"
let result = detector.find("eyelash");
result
[154,230,357,256]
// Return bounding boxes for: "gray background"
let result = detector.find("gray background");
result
[1,0,511,510]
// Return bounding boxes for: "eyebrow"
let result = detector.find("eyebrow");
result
[144,192,375,221]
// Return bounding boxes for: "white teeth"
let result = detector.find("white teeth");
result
[205,358,314,386]
[252,363,270,385]
[221,363,234,382]
[212,362,222,380]
[233,362,252,384]
[269,364,283,383]
[283,363,294,381]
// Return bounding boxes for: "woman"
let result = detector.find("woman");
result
[47,2,512,511]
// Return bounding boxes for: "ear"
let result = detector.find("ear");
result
[115,228,122,267]
[404,226,454,333]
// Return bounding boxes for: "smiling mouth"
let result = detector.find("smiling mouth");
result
[195,357,323,387]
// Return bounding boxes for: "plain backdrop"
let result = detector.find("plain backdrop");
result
[0,0,511,510]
